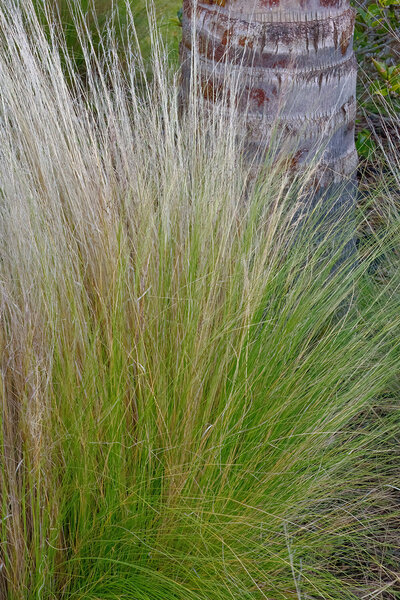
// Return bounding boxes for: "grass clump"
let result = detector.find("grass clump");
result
[0,2,400,599]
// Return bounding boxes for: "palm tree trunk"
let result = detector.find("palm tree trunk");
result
[181,0,358,245]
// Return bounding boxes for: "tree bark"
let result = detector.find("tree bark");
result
[181,0,358,222]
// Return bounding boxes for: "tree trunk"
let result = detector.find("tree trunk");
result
[180,0,358,231]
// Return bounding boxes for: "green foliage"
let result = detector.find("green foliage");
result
[354,0,400,114]
[371,58,400,96]
[356,126,379,157]
[355,0,399,49]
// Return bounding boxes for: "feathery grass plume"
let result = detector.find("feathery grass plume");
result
[0,1,399,599]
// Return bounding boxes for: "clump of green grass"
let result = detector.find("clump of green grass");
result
[0,2,400,600]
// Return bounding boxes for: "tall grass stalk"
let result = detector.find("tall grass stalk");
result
[0,2,399,599]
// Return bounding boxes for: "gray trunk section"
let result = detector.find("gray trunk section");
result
[181,0,358,260]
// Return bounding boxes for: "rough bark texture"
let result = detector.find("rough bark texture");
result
[181,0,358,202]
